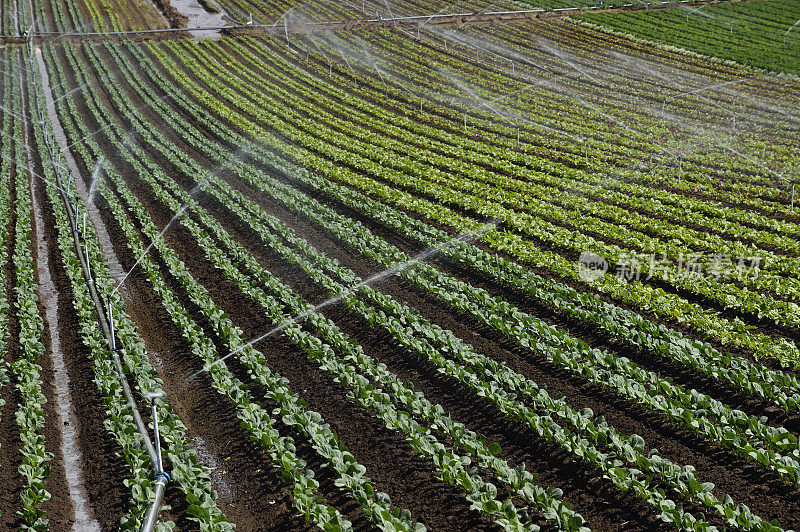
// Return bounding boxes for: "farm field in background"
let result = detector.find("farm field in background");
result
[1,0,799,530]
[578,0,800,73]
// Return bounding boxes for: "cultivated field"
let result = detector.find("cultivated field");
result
[1,0,799,530]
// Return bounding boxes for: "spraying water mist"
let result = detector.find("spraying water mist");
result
[679,5,717,21]
[188,219,499,380]
[106,142,253,300]
[109,203,191,298]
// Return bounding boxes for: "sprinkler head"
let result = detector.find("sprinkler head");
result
[145,390,166,402]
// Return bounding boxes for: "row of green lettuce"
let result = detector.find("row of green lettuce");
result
[0,46,13,526]
[1,45,52,531]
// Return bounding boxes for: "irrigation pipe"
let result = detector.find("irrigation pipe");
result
[142,392,170,532]
[23,0,747,39]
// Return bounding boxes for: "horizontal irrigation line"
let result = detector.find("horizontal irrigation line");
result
[33,26,237,37]
[26,0,758,39]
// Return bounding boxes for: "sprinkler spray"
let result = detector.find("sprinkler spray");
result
[72,197,80,230]
[85,249,92,283]
[107,301,115,349]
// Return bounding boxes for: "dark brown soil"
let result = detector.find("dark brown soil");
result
[26,101,75,532]
[0,357,25,532]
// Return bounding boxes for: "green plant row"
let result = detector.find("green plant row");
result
[8,49,53,530]
[225,154,788,530]
[30,0,137,33]
[470,20,799,196]
[0,46,15,524]
[236,125,800,479]
[35,0,91,33]
[249,29,800,295]
[1,0,17,37]
[161,32,800,390]
[170,37,796,476]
